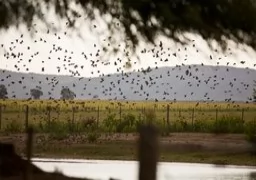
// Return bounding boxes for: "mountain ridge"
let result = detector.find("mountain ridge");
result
[0,65,255,102]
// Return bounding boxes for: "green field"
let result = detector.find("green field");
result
[0,99,255,135]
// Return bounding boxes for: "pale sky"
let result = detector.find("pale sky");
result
[0,8,256,78]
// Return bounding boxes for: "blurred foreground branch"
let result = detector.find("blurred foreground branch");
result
[1,1,256,51]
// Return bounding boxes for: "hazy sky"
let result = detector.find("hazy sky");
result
[0,10,256,78]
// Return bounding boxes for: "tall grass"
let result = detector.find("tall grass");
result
[2,111,255,135]
[1,99,256,144]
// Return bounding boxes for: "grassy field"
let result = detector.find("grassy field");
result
[0,99,255,134]
[1,99,256,166]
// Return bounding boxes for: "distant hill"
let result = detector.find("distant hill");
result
[0,65,255,102]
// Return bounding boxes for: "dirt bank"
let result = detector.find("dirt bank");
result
[0,133,255,166]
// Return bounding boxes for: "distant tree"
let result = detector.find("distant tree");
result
[30,88,43,99]
[252,80,256,103]
[253,88,256,103]
[253,90,256,102]
[93,95,99,99]
[60,87,76,100]
[0,84,8,99]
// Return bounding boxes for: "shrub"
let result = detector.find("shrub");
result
[229,117,244,133]
[37,120,70,140]
[245,120,256,143]
[170,120,192,132]
[212,116,244,134]
[87,132,100,143]
[102,113,119,132]
[116,113,137,132]
[4,120,23,133]
[102,113,139,133]
[78,117,97,132]
[143,109,156,124]
[48,130,69,140]
[244,120,256,155]
[212,117,229,134]
[159,125,170,136]
[193,120,209,132]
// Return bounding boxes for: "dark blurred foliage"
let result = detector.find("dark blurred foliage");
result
[1,0,256,50]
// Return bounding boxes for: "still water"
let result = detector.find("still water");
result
[32,158,256,180]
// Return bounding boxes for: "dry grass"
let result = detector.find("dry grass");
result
[0,99,255,131]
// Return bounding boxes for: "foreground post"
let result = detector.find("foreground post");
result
[138,125,159,180]
[0,105,2,130]
[24,127,33,180]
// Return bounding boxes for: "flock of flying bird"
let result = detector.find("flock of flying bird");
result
[0,24,256,103]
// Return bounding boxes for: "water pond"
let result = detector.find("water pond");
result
[32,158,256,180]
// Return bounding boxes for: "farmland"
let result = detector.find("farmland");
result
[0,99,255,134]
[1,99,256,166]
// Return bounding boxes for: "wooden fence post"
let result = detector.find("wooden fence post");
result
[57,107,60,121]
[97,106,100,127]
[241,108,244,122]
[25,105,29,131]
[192,108,195,127]
[215,108,218,123]
[119,104,122,121]
[143,107,146,121]
[0,105,2,130]
[141,107,143,121]
[166,104,170,127]
[72,106,75,126]
[47,106,51,126]
[25,127,33,180]
[138,125,158,180]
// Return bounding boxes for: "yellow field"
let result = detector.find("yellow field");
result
[0,99,255,131]
[0,99,255,110]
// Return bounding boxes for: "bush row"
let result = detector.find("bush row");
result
[3,112,256,133]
